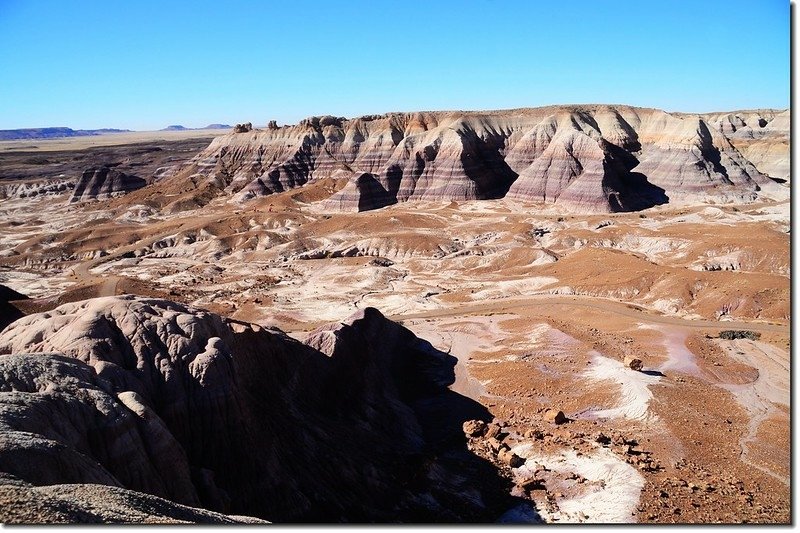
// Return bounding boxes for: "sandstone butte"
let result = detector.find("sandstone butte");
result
[126,105,788,214]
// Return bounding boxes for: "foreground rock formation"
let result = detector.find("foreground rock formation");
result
[136,105,788,213]
[0,296,514,523]
[0,474,266,524]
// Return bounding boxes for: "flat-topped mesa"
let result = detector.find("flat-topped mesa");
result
[151,105,788,213]
[70,166,147,203]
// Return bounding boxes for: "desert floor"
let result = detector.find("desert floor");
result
[0,133,790,523]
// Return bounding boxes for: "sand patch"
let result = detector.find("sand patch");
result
[582,350,661,422]
[510,444,644,523]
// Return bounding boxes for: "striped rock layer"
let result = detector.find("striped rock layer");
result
[70,166,147,203]
[161,105,788,213]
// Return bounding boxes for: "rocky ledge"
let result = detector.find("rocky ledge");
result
[0,295,517,523]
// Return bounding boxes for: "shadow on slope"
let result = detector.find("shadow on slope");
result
[603,143,669,211]
[384,336,533,522]
[0,298,532,523]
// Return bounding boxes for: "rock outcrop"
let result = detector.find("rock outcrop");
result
[0,180,74,200]
[624,356,644,371]
[70,166,146,203]
[0,296,509,522]
[0,474,266,524]
[708,109,790,183]
[147,105,788,213]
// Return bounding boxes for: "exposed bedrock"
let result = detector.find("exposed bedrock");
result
[710,109,790,183]
[145,105,787,213]
[0,296,513,522]
[0,473,268,524]
[70,166,147,203]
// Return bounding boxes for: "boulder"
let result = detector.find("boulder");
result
[369,257,394,267]
[462,420,487,438]
[544,409,567,425]
[624,356,644,371]
[497,449,525,468]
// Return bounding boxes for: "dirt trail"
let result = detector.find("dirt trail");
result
[98,276,121,297]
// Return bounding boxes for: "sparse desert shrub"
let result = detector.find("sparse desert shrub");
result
[719,330,761,341]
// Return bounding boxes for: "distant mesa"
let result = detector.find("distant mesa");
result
[0,124,232,140]
[150,105,788,214]
[0,127,130,141]
[160,124,232,131]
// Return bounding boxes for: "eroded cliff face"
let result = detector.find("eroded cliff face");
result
[0,296,512,522]
[706,109,790,185]
[138,105,788,213]
[70,166,147,203]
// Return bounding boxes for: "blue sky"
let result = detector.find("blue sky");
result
[0,0,790,130]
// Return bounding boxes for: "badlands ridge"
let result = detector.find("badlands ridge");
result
[0,105,790,523]
[130,105,790,213]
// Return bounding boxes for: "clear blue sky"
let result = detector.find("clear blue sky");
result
[0,0,790,130]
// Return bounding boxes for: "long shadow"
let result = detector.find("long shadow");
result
[397,338,489,447]
[354,172,398,211]
[602,142,669,211]
[0,285,27,331]
[388,337,537,522]
[457,127,519,199]
[617,171,669,211]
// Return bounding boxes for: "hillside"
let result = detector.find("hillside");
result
[130,105,788,214]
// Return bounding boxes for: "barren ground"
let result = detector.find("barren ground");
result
[0,133,790,523]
